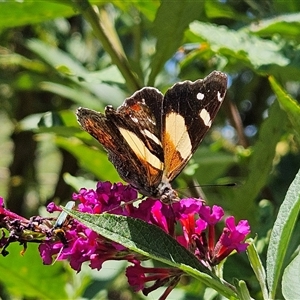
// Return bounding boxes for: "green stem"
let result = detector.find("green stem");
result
[71,0,142,92]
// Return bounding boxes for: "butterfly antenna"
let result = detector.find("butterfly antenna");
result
[177,178,206,200]
[177,179,237,200]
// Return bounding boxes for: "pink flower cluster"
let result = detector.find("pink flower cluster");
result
[0,182,250,299]
[40,182,250,298]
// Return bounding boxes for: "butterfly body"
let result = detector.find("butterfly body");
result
[76,71,227,204]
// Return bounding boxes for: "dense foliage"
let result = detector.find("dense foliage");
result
[1,1,300,299]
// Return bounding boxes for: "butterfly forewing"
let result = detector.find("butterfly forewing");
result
[161,71,227,181]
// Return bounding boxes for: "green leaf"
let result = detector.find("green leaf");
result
[250,13,300,40]
[27,39,126,106]
[282,252,300,299]
[0,0,76,29]
[223,100,288,224]
[63,173,97,191]
[246,240,269,300]
[266,168,300,299]
[112,0,160,22]
[205,0,247,21]
[88,65,125,85]
[188,21,289,71]
[27,39,89,76]
[235,280,252,300]
[64,210,238,299]
[39,82,103,110]
[0,243,69,299]
[148,0,204,85]
[269,76,300,138]
[56,136,121,182]
[193,148,236,184]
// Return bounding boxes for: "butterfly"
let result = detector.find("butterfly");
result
[76,71,227,204]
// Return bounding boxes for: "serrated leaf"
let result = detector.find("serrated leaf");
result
[250,13,300,40]
[282,252,300,299]
[266,168,300,299]
[0,0,76,29]
[269,76,300,138]
[148,0,204,85]
[189,21,289,70]
[64,210,238,299]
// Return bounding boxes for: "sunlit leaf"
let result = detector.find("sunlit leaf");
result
[188,21,289,70]
[250,13,300,40]
[267,168,300,298]
[269,76,300,139]
[148,0,204,85]
[56,136,120,182]
[282,252,300,299]
[0,0,76,29]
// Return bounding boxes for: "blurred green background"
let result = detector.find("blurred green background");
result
[1,0,300,299]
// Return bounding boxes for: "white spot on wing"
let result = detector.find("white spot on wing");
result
[131,116,139,123]
[147,116,156,125]
[165,112,192,160]
[217,91,223,102]
[197,92,204,100]
[199,109,211,127]
[119,127,163,170]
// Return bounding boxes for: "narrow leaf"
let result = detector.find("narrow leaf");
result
[39,82,103,110]
[223,100,288,224]
[56,136,120,182]
[266,168,300,298]
[282,252,300,299]
[269,76,300,138]
[247,240,269,300]
[235,280,252,300]
[148,0,204,85]
[27,39,89,76]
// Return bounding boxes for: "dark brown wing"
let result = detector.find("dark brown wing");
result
[76,87,165,197]
[161,71,227,181]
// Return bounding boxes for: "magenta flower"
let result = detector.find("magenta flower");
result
[0,182,251,298]
[211,216,251,265]
[126,260,182,300]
